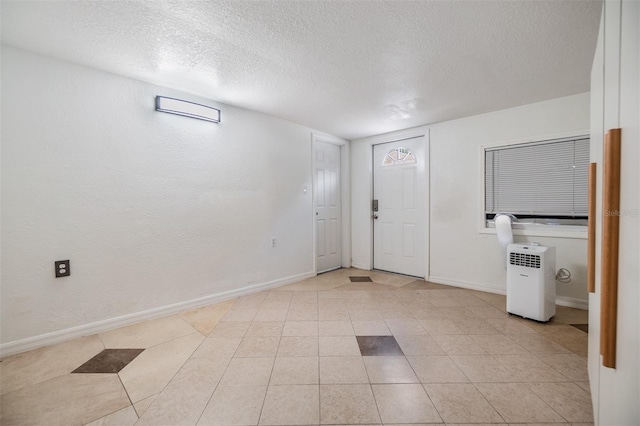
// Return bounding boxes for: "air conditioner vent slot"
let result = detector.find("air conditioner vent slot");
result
[509,252,541,269]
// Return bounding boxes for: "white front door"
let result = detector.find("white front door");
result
[314,141,342,273]
[373,137,427,277]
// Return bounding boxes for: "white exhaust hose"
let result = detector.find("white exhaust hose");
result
[495,214,514,268]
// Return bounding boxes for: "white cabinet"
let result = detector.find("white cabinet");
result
[588,1,639,424]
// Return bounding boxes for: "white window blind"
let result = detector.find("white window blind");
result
[485,137,590,217]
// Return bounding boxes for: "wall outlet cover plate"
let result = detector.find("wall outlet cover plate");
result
[55,260,70,278]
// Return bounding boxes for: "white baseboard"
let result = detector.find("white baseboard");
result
[555,296,589,310]
[350,262,370,271]
[0,270,316,357]
[428,275,588,310]
[428,275,507,295]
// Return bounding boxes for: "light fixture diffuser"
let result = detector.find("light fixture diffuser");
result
[155,96,220,123]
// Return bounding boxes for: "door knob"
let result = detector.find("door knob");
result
[372,214,378,220]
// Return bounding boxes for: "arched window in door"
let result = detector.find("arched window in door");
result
[381,147,416,166]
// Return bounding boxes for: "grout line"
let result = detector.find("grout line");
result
[132,330,212,421]
[116,373,137,418]
[81,386,135,425]
[523,381,571,423]
[367,381,384,424]
[468,379,509,424]
[256,336,282,424]
[195,292,266,425]
[193,333,243,425]
[255,290,284,425]
[419,381,446,424]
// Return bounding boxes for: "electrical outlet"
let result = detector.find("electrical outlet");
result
[55,260,70,278]
[271,237,277,248]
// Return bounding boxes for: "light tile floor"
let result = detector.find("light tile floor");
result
[0,268,592,425]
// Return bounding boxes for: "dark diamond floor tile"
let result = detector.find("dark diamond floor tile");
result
[570,324,589,333]
[356,335,404,356]
[350,276,372,282]
[72,349,144,373]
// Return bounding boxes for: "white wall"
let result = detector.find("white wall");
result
[0,46,336,351]
[352,93,591,305]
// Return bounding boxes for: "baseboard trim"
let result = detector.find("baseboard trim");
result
[350,262,370,271]
[428,275,588,311]
[428,275,507,295]
[0,270,316,357]
[555,296,589,310]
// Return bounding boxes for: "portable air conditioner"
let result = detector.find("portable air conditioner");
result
[506,243,556,322]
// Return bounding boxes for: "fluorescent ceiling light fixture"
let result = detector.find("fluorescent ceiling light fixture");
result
[155,96,220,123]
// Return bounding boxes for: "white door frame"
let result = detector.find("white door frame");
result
[311,133,351,274]
[350,127,430,277]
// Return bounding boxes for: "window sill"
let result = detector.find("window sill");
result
[479,225,587,240]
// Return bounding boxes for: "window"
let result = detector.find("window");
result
[382,147,416,166]
[484,136,589,227]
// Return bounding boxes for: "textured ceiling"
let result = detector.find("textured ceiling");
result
[1,1,602,140]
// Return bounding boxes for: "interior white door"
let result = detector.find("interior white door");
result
[373,137,426,277]
[314,141,342,273]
